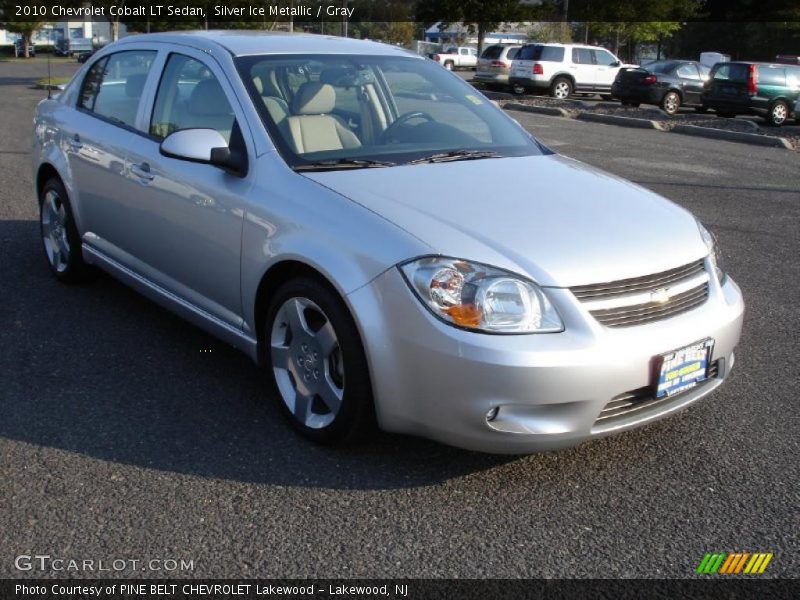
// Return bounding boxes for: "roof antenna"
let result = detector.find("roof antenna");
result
[47,52,52,99]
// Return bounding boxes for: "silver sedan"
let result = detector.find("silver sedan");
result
[32,32,744,453]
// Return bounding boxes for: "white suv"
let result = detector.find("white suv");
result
[509,43,630,98]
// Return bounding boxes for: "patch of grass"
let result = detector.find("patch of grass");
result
[36,77,71,87]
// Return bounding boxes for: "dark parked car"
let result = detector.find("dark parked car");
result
[702,61,800,126]
[611,60,710,114]
[13,40,35,57]
[77,49,97,63]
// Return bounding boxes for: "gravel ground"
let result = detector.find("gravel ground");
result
[498,94,800,148]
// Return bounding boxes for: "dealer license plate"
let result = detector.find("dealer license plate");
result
[655,339,714,398]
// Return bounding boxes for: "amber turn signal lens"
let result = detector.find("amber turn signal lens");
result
[444,304,482,327]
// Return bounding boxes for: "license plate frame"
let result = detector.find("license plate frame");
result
[654,338,714,398]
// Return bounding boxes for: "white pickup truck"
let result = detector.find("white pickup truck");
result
[430,47,478,71]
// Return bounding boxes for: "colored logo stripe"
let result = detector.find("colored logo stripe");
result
[698,552,773,574]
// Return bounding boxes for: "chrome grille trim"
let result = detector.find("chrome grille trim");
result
[571,259,705,300]
[570,259,710,328]
[595,360,720,424]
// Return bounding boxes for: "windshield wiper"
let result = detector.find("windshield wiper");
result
[406,150,503,165]
[294,158,396,172]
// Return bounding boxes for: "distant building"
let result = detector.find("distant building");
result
[1,19,127,48]
[424,22,529,47]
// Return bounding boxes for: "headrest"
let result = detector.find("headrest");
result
[126,73,147,98]
[292,82,335,115]
[263,96,289,125]
[253,67,282,97]
[188,79,229,116]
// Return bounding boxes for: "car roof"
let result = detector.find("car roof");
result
[520,42,604,49]
[113,30,418,58]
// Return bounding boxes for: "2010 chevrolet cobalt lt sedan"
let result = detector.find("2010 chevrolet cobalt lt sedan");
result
[33,32,744,453]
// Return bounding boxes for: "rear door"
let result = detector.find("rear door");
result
[675,63,704,104]
[570,48,596,89]
[707,63,750,99]
[66,48,159,253]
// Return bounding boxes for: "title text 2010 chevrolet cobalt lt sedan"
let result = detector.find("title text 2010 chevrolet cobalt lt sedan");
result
[33,32,744,453]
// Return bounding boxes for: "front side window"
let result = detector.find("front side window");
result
[150,54,236,143]
[78,50,157,129]
[593,50,617,66]
[236,54,543,168]
[758,67,786,87]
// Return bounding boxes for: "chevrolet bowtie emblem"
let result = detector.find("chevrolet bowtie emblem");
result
[651,288,671,304]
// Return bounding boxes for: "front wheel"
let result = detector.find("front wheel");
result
[443,60,454,71]
[511,82,526,96]
[661,91,681,115]
[39,177,93,282]
[265,277,375,444]
[550,77,573,100]
[765,100,789,126]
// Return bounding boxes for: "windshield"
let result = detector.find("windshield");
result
[235,54,545,169]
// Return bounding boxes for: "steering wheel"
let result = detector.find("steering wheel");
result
[381,111,435,143]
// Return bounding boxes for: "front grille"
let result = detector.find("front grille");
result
[570,259,709,328]
[595,360,720,424]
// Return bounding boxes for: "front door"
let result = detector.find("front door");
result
[570,47,596,90]
[593,49,621,91]
[120,50,252,327]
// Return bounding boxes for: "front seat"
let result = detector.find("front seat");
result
[185,78,235,140]
[285,82,361,154]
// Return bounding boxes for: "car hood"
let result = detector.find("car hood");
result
[304,154,707,287]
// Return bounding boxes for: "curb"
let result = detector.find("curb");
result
[503,102,569,117]
[577,112,666,130]
[671,124,795,150]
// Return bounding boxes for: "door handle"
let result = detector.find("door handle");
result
[67,134,82,150]
[130,162,154,182]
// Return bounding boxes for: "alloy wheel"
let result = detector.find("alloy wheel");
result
[553,81,570,99]
[40,189,71,273]
[270,297,345,430]
[771,102,788,125]
[663,92,680,114]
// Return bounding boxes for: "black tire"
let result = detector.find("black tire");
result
[443,60,454,71]
[511,82,526,96]
[39,177,94,283]
[764,100,789,127]
[264,276,375,445]
[550,76,573,100]
[661,91,681,115]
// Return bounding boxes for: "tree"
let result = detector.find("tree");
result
[2,21,38,57]
[416,0,530,55]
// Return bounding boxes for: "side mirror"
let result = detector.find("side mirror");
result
[610,61,621,67]
[160,128,246,176]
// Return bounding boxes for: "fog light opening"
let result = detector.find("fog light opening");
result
[486,406,499,422]
[729,352,735,371]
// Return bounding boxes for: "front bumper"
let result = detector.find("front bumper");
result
[347,264,744,454]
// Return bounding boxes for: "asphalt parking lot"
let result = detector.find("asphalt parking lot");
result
[1,58,798,579]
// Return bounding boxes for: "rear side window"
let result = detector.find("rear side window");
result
[676,64,701,80]
[758,66,786,86]
[572,48,594,65]
[79,50,157,129]
[506,47,520,60]
[481,46,502,60]
[519,45,565,62]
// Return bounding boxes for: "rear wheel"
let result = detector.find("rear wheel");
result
[265,277,374,444]
[550,76,572,100]
[511,82,526,96]
[661,91,681,115]
[765,100,789,126]
[443,60,454,71]
[39,177,93,283]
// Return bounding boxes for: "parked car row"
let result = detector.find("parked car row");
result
[468,42,800,126]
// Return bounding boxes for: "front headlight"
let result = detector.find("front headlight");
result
[399,257,563,334]
[697,220,727,283]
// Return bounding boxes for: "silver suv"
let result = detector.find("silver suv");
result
[33,32,742,454]
[509,43,629,98]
